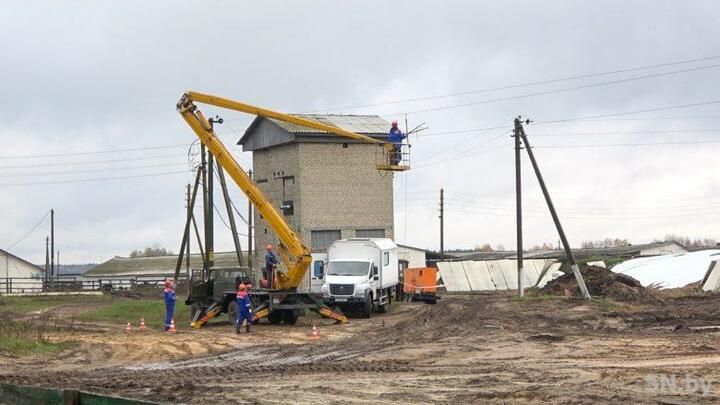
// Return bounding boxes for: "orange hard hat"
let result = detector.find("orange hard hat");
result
[238,284,246,291]
[266,244,273,251]
[164,279,173,288]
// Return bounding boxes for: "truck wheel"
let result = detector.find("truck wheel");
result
[190,303,202,322]
[378,299,388,314]
[282,310,298,325]
[268,311,282,325]
[362,294,372,318]
[227,301,239,324]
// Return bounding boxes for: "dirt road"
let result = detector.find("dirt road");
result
[1,293,719,403]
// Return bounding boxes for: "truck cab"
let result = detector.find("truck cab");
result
[321,238,399,318]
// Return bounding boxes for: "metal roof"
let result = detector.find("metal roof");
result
[238,114,390,148]
[85,251,246,277]
[445,241,688,261]
[269,114,390,134]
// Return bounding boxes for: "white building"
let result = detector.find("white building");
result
[0,249,44,293]
[397,244,428,269]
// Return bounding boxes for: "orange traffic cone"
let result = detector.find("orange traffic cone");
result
[139,318,146,331]
[310,322,320,340]
[125,321,132,333]
[168,318,177,333]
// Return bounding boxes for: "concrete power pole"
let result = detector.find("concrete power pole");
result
[44,237,49,289]
[50,209,54,279]
[514,122,524,297]
[514,117,591,300]
[439,188,444,261]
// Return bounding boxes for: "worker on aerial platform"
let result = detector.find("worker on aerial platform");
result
[264,244,278,282]
[388,121,406,165]
[235,283,253,334]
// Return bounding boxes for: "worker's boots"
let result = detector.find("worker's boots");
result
[245,324,251,333]
[235,323,242,334]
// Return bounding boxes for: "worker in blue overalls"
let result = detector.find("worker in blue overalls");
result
[388,121,406,165]
[235,283,253,334]
[163,278,176,331]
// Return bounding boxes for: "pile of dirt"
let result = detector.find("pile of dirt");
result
[539,265,658,302]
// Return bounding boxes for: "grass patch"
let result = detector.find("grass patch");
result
[0,319,69,355]
[77,299,186,330]
[578,256,626,268]
[590,297,619,311]
[0,295,112,315]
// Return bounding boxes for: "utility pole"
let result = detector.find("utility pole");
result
[514,117,591,300]
[248,170,253,275]
[186,184,191,273]
[205,115,223,270]
[44,237,49,288]
[514,122,524,297]
[50,209,54,279]
[56,250,60,280]
[439,188,444,260]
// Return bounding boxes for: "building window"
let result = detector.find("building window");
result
[356,229,385,238]
[311,230,341,250]
[383,251,390,266]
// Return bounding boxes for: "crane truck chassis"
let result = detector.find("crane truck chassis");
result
[186,267,343,327]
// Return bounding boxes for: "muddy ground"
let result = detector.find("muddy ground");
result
[1,293,720,404]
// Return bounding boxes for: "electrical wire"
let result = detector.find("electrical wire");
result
[307,54,720,113]
[530,129,720,137]
[0,154,184,170]
[536,100,720,124]
[0,144,188,159]
[0,162,188,178]
[0,170,189,187]
[6,210,50,249]
[535,139,720,148]
[384,63,720,117]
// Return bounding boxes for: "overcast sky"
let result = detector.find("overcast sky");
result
[1,1,719,264]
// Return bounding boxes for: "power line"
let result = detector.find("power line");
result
[212,202,248,237]
[0,170,190,187]
[7,210,50,249]
[0,144,188,159]
[308,54,720,113]
[0,162,188,178]
[536,139,720,148]
[385,63,720,116]
[0,154,183,170]
[530,129,720,137]
[537,100,720,124]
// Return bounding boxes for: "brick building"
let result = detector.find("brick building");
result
[238,114,395,285]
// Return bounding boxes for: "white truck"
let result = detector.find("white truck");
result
[321,238,399,317]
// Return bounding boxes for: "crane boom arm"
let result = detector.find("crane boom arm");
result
[177,92,392,290]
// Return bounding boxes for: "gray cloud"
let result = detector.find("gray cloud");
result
[1,0,719,263]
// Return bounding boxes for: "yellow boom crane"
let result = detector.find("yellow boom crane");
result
[177,91,408,326]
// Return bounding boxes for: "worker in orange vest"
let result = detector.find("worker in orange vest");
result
[163,279,176,331]
[235,284,253,334]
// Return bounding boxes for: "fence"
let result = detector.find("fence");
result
[0,276,187,295]
[0,382,157,404]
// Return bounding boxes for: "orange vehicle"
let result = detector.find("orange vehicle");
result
[402,267,440,304]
